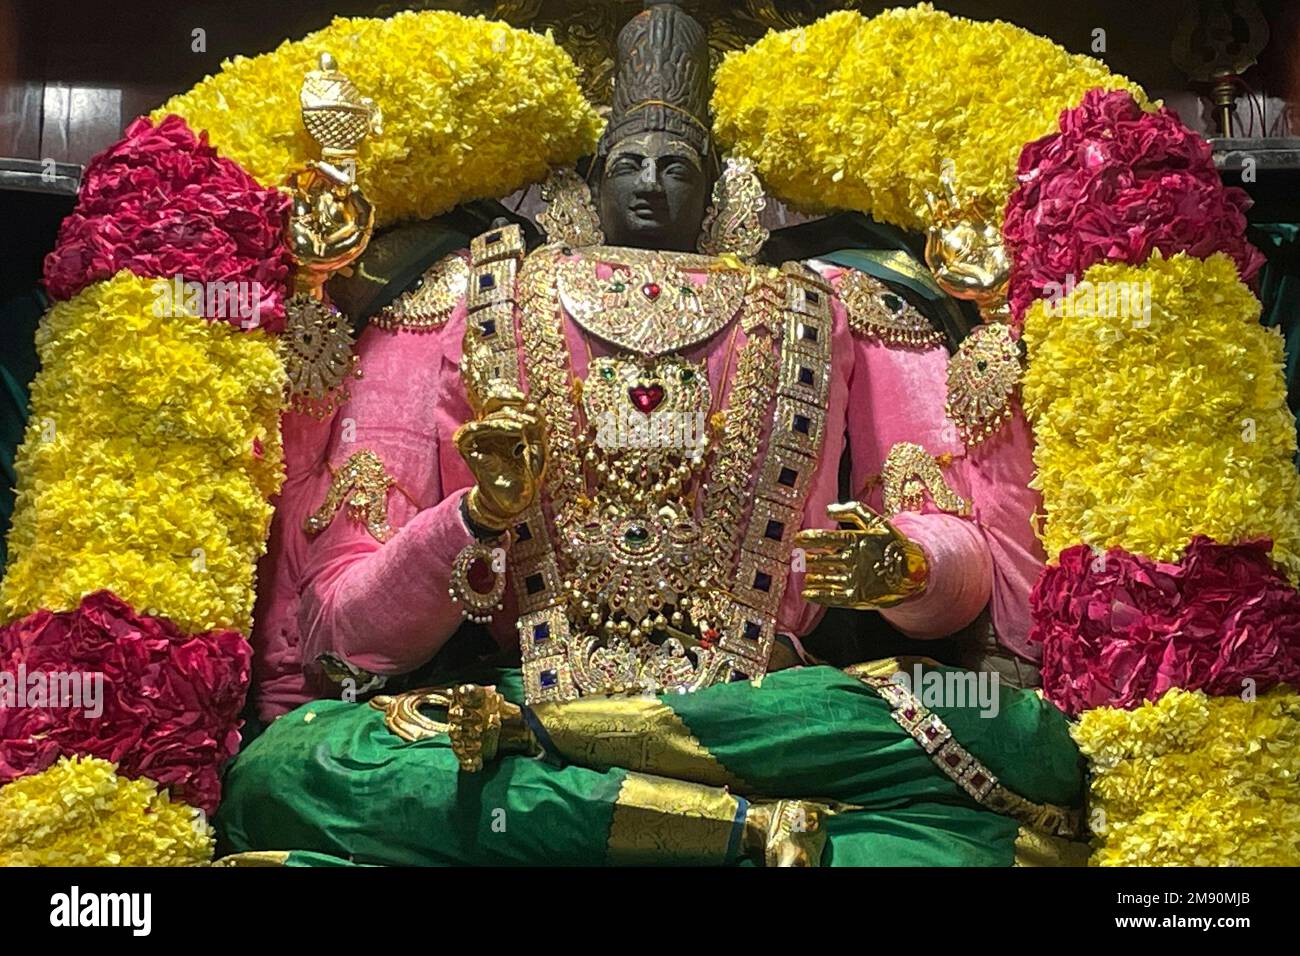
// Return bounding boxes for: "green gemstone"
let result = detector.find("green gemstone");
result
[680,368,695,383]
[624,525,650,547]
[600,366,616,381]
[609,281,626,293]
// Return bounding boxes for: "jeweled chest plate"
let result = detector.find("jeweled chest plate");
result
[555,245,748,356]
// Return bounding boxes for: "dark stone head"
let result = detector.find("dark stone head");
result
[593,0,716,251]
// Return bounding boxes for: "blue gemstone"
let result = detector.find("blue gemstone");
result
[764,519,784,541]
[792,414,811,435]
[743,620,762,641]
[778,467,798,487]
[754,571,772,592]
[539,669,558,688]
[478,273,495,290]
[485,231,502,244]
[525,573,544,594]
[479,318,497,336]
[730,669,749,682]
[806,290,820,304]
[798,366,814,386]
[515,522,532,542]
[801,323,818,342]
[533,622,550,642]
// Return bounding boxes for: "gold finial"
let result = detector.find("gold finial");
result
[299,51,383,164]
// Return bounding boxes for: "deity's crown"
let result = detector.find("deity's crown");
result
[601,0,712,159]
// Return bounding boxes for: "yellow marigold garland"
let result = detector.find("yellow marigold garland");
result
[154,10,602,227]
[0,755,213,866]
[1073,688,1300,866]
[1022,252,1300,576]
[0,271,285,633]
[711,4,1147,232]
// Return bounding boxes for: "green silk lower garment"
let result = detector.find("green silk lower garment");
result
[217,663,1084,866]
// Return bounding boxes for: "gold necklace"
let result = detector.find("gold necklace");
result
[556,245,749,356]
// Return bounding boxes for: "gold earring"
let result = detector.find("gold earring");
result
[698,155,769,261]
[538,166,604,248]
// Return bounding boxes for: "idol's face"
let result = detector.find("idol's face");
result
[597,131,710,252]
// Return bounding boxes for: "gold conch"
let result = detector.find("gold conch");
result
[922,162,1012,322]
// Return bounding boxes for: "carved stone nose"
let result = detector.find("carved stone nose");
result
[628,384,665,415]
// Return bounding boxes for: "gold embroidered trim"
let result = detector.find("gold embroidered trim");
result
[606,772,743,866]
[304,449,396,542]
[372,253,469,331]
[851,668,1081,839]
[555,245,748,356]
[838,269,944,349]
[880,441,970,517]
[946,323,1021,446]
[530,695,746,789]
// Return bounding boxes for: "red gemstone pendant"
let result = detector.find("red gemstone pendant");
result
[628,384,665,415]
[642,282,661,300]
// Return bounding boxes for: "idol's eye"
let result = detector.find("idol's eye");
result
[609,156,643,177]
[663,159,694,180]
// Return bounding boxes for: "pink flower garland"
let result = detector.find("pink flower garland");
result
[42,114,292,333]
[1003,89,1264,323]
[1029,537,1300,718]
[0,591,252,814]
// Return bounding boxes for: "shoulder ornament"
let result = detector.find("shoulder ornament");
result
[372,253,469,332]
[838,268,944,349]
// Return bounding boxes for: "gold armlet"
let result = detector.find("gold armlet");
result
[880,442,970,517]
[464,485,516,533]
[304,449,396,542]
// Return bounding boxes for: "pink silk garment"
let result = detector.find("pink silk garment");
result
[250,255,1046,720]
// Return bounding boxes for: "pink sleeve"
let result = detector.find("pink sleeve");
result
[297,305,481,676]
[828,266,1037,644]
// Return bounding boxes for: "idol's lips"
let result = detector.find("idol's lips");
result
[629,201,664,219]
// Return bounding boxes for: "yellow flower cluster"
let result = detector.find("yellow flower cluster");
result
[1073,688,1300,866]
[1022,252,1300,577]
[0,272,285,633]
[0,756,213,866]
[155,10,602,227]
[712,4,1146,232]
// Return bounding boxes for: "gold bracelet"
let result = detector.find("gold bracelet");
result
[464,486,515,533]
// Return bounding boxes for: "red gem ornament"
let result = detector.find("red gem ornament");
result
[466,556,497,594]
[642,282,661,300]
[628,384,665,415]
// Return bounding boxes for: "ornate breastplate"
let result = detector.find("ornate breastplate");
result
[555,246,748,356]
[460,227,834,704]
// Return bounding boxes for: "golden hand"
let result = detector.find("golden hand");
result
[795,502,929,610]
[454,384,548,532]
